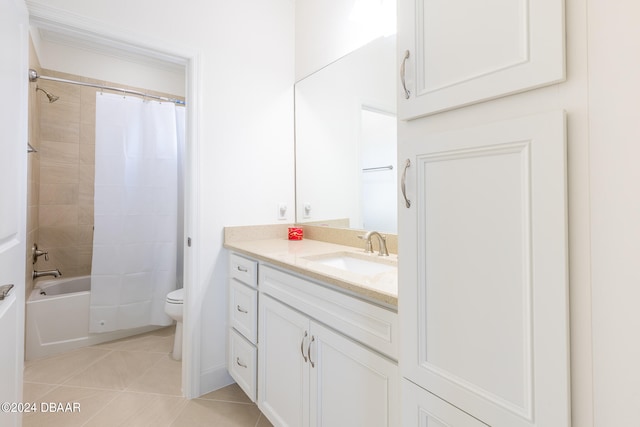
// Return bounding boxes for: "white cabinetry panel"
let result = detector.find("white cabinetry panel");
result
[310,321,399,427]
[398,0,565,119]
[399,111,570,426]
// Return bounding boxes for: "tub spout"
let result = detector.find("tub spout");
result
[33,269,62,279]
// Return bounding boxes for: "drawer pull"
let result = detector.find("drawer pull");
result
[308,335,316,368]
[300,331,308,362]
[236,305,248,314]
[236,357,247,368]
[236,265,248,272]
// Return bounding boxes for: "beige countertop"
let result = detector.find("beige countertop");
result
[224,238,398,307]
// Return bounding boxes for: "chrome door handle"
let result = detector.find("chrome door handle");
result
[236,305,248,314]
[0,284,14,301]
[300,331,308,362]
[236,357,247,368]
[401,159,411,208]
[307,335,315,368]
[400,50,411,99]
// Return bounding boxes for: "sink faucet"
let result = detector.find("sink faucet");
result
[33,269,62,279]
[360,231,389,256]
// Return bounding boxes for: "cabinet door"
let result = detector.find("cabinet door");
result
[309,322,399,427]
[258,295,310,427]
[397,0,565,119]
[399,111,570,426]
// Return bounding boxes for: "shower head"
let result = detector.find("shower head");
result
[35,86,59,103]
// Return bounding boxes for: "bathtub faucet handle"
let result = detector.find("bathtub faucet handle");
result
[32,243,49,264]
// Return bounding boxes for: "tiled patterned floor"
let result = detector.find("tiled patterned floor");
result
[22,327,273,427]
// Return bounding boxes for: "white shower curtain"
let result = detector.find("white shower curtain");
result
[90,92,184,333]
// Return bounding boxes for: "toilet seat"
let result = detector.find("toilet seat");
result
[166,288,184,304]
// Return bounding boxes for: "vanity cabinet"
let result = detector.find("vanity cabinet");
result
[398,111,570,426]
[397,0,565,119]
[258,267,399,427]
[227,253,259,401]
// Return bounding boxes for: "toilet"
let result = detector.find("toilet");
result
[164,288,184,361]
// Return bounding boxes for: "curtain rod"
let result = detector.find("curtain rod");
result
[28,69,186,106]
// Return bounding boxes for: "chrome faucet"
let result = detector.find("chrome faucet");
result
[360,231,389,256]
[33,269,62,279]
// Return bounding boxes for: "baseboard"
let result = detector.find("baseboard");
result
[198,364,234,397]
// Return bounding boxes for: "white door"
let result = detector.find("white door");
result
[258,295,310,427]
[309,321,399,427]
[0,0,29,426]
[397,0,565,120]
[399,111,570,426]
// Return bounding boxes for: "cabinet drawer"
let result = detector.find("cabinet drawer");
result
[228,328,257,402]
[230,253,258,287]
[229,279,258,343]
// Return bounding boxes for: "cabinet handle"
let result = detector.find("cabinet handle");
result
[401,159,411,208]
[400,50,411,99]
[236,265,248,272]
[300,331,308,362]
[236,305,248,314]
[236,357,247,368]
[307,335,315,368]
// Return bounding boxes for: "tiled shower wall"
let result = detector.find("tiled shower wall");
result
[30,66,183,281]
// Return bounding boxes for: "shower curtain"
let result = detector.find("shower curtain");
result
[90,92,184,333]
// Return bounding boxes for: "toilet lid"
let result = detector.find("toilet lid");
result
[166,288,184,303]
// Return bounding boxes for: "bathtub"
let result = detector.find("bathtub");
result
[26,275,163,360]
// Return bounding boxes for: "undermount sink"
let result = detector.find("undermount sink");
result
[304,252,396,275]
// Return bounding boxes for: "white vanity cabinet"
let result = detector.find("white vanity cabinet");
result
[258,264,399,427]
[227,253,259,401]
[398,111,571,426]
[397,0,565,119]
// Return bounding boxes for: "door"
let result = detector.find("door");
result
[258,295,310,427]
[397,0,565,119]
[0,0,29,426]
[309,321,399,427]
[399,111,570,426]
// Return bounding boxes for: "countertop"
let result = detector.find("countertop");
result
[224,238,398,307]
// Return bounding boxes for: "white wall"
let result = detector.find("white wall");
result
[295,0,395,80]
[29,29,186,97]
[26,0,295,396]
[588,2,640,426]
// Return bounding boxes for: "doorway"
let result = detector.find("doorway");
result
[26,12,201,398]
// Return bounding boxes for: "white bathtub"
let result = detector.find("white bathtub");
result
[26,275,163,360]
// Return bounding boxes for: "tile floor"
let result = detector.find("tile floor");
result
[22,327,273,427]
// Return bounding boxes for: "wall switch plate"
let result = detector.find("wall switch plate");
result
[304,203,312,218]
[278,203,287,220]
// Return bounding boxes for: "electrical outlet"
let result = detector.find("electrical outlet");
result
[304,203,312,218]
[278,203,287,220]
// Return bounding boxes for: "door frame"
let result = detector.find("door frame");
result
[26,3,203,398]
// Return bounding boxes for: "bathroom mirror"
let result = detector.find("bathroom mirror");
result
[295,35,397,233]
